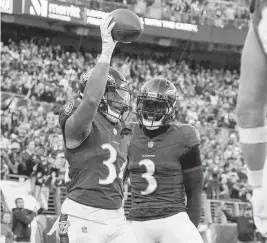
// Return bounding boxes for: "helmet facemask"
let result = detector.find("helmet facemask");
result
[136,96,176,130]
[78,69,131,123]
[99,82,131,123]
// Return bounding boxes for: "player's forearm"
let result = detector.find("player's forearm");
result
[186,191,202,227]
[72,14,116,131]
[184,167,203,227]
[65,54,111,141]
[82,58,110,107]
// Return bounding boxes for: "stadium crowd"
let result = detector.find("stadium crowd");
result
[1,35,251,203]
[135,0,249,27]
[85,0,249,28]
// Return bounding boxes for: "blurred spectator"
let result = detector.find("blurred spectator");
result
[222,203,258,243]
[12,198,36,243]
[7,142,21,173]
[1,147,17,178]
[206,167,221,200]
[1,161,9,180]
[18,141,37,177]
[31,157,55,212]
[134,0,147,16]
[1,212,14,243]
[93,0,250,28]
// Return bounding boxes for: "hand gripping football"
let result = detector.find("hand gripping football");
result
[110,9,144,43]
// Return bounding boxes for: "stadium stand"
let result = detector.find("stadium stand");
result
[59,0,250,28]
[1,0,261,242]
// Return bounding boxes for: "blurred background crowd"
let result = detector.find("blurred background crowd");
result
[0,0,259,241]
[71,0,250,29]
[1,33,250,204]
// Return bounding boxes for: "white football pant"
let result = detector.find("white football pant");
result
[48,198,137,243]
[129,212,204,243]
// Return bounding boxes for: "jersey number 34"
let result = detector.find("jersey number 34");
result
[99,143,125,185]
[64,143,125,185]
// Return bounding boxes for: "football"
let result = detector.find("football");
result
[110,9,143,43]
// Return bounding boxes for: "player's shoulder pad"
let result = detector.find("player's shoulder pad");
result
[177,123,201,145]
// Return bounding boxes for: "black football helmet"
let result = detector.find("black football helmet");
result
[78,67,131,122]
[136,78,177,128]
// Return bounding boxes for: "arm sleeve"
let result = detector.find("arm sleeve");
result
[181,146,203,227]
[58,100,77,131]
[180,146,202,172]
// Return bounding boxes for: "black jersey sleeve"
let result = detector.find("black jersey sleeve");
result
[59,100,78,131]
[181,144,203,228]
[180,146,202,172]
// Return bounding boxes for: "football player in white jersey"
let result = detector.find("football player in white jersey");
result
[236,0,267,237]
